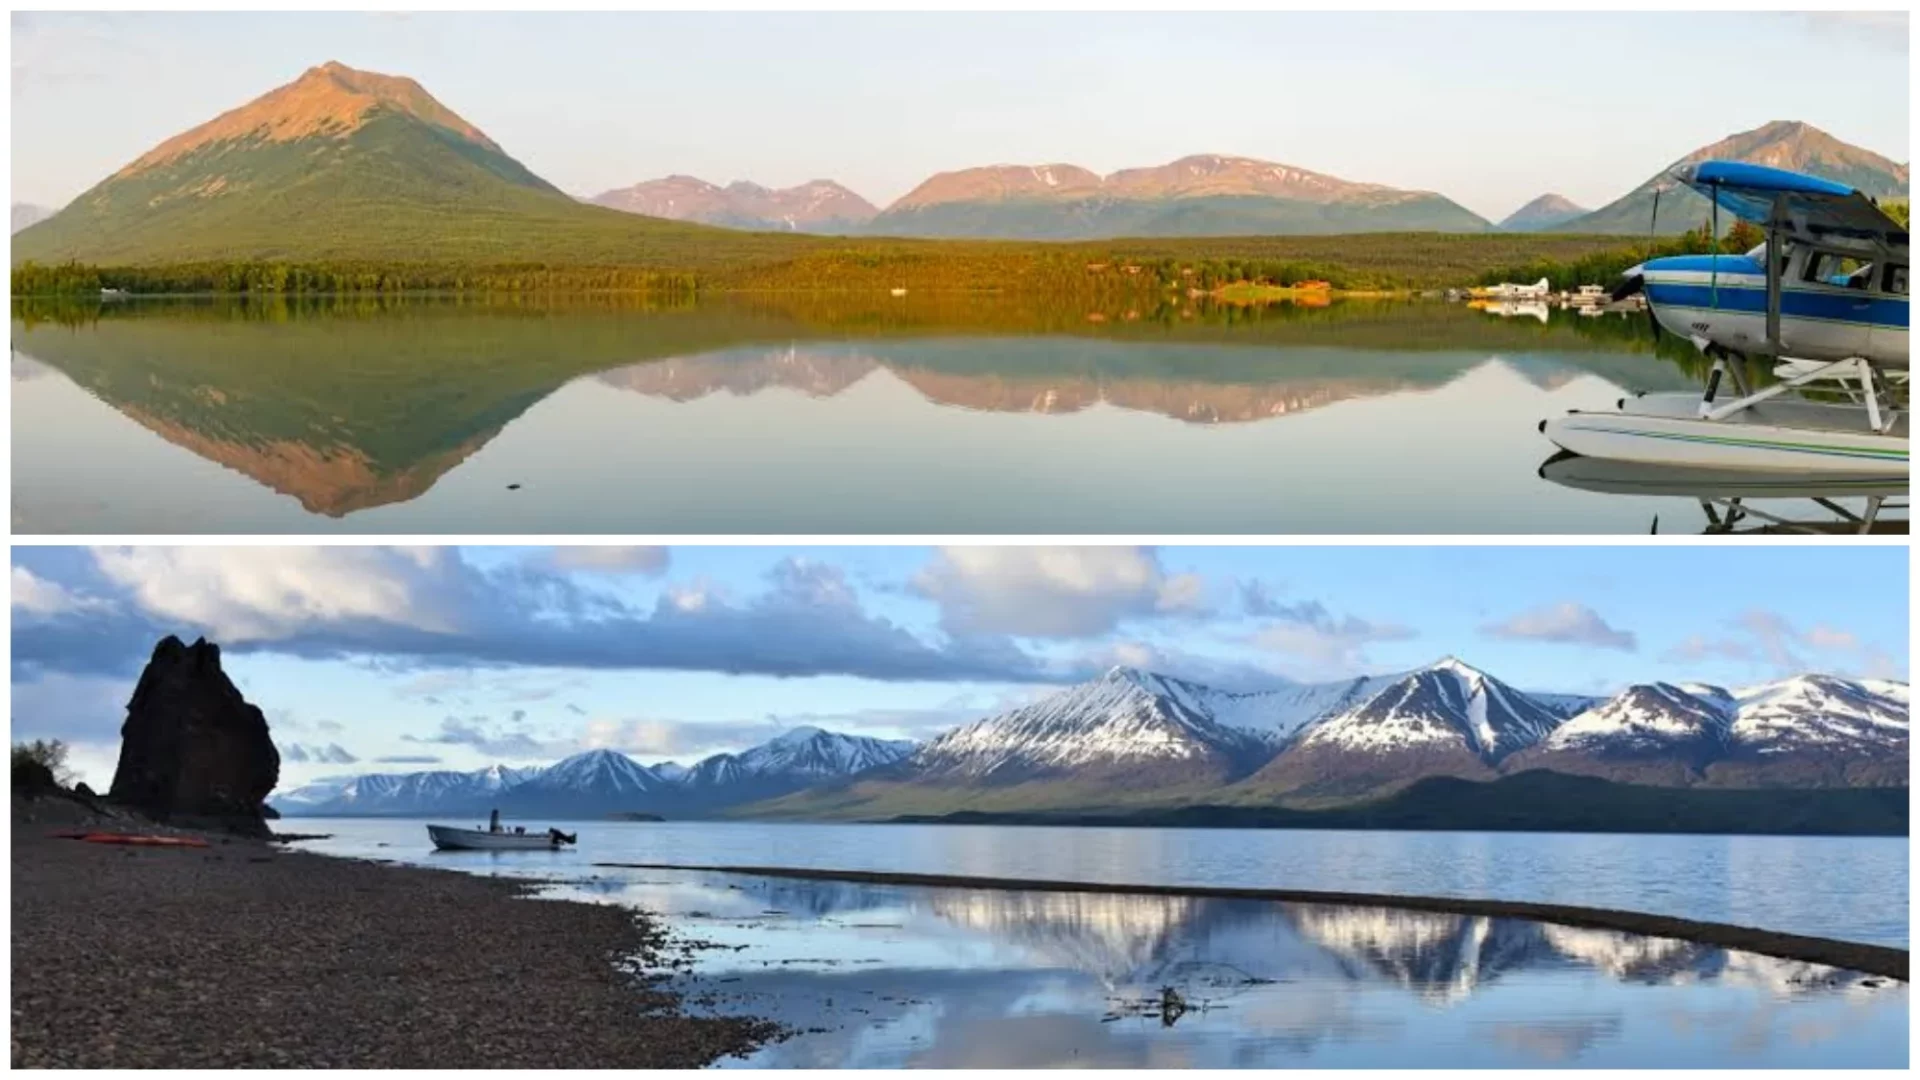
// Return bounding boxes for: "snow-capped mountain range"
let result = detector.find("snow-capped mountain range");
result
[277,727,915,818]
[277,660,1906,818]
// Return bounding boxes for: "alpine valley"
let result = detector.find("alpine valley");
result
[274,659,1908,829]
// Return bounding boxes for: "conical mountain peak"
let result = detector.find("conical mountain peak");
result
[118,59,500,178]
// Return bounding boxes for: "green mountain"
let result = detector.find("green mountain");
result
[864,155,1491,239]
[11,61,810,268]
[1497,193,1587,232]
[1565,120,1910,235]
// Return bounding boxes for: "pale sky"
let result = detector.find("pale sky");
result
[10,12,1910,220]
[12,546,1908,792]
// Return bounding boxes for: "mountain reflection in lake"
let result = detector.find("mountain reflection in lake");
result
[544,870,1904,1068]
[14,295,1853,535]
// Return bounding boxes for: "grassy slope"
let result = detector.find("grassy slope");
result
[12,115,1639,290]
[888,772,1910,837]
[12,111,814,269]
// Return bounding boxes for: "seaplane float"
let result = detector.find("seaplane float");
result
[428,810,577,851]
[1539,452,1906,534]
[1541,160,1907,479]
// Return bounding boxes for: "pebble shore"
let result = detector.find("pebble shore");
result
[11,815,777,1068]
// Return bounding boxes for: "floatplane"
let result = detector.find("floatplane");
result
[1470,277,1552,302]
[1541,161,1908,479]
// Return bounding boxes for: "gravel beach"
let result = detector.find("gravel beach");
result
[10,809,777,1069]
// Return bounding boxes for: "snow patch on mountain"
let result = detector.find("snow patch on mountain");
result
[1297,658,1561,762]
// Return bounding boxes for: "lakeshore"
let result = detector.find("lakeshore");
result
[11,801,1909,1069]
[9,805,776,1069]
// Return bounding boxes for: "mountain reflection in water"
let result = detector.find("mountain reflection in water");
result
[545,870,1905,1069]
[14,296,1836,535]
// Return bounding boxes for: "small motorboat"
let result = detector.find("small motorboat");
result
[428,810,577,852]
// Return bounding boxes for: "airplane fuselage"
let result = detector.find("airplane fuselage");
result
[1639,247,1908,368]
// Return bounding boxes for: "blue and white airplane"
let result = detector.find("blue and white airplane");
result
[1544,161,1907,475]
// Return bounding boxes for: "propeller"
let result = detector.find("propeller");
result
[1608,271,1645,304]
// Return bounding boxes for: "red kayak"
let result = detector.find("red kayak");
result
[53,831,210,849]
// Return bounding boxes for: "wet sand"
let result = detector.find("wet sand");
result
[595,861,1910,981]
[11,821,777,1068]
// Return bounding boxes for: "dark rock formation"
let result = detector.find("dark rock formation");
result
[109,636,280,835]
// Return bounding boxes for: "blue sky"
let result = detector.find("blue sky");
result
[10,12,1908,219]
[11,545,1907,791]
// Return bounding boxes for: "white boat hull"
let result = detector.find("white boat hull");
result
[427,824,569,851]
[1543,393,1908,475]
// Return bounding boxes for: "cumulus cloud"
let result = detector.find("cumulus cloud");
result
[1480,602,1637,652]
[13,547,1065,686]
[579,716,799,758]
[1249,600,1416,674]
[1662,608,1900,679]
[12,566,112,617]
[545,546,671,576]
[89,546,458,642]
[911,546,1207,639]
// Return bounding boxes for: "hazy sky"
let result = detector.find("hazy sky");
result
[12,545,1907,791]
[10,12,1909,219]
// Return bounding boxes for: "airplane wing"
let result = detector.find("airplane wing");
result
[1672,160,1907,250]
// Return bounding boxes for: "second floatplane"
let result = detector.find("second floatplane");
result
[1542,161,1908,476]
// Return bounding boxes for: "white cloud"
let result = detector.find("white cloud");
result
[89,546,457,642]
[16,547,1060,685]
[11,566,112,617]
[1248,599,1415,674]
[546,546,670,575]
[911,546,1207,638]
[1480,602,1637,652]
[1662,608,1900,679]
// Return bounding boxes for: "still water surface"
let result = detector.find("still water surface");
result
[16,295,1838,534]
[291,819,1908,946]
[292,820,1908,1068]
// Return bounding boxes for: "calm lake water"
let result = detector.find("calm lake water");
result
[15,294,1868,535]
[290,820,1908,1068]
[289,819,1909,946]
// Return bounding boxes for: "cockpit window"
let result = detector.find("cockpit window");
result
[1804,251,1873,289]
[1888,264,1909,296]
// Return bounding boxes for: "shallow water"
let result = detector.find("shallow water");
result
[287,818,1911,1068]
[288,819,1909,948]
[541,869,1907,1068]
[16,295,1861,535]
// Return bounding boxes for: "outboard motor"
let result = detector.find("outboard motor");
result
[549,828,578,846]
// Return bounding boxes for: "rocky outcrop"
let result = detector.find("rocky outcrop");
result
[108,636,280,836]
